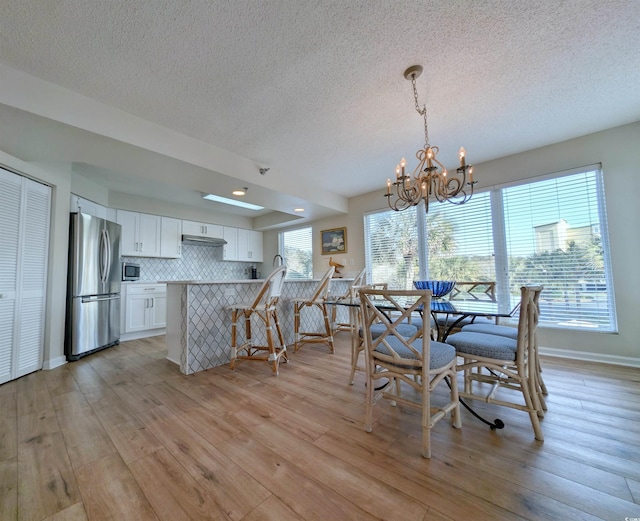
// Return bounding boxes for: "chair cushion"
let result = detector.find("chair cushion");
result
[461,323,518,339]
[374,337,456,370]
[446,331,517,361]
[400,316,435,331]
[363,323,418,339]
[434,315,493,328]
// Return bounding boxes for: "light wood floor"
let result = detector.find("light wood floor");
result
[1,334,639,521]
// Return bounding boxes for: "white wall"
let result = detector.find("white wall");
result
[266,122,640,365]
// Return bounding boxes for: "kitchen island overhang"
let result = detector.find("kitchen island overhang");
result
[165,278,351,375]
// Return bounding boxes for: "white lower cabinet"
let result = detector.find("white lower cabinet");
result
[122,283,167,337]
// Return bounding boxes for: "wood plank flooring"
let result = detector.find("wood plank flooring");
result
[1,334,639,520]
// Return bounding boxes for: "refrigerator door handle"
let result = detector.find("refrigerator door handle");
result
[99,229,107,284]
[82,295,119,303]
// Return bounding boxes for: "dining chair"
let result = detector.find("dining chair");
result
[429,280,497,337]
[227,266,288,375]
[330,267,366,335]
[446,285,545,440]
[460,293,548,413]
[359,287,461,458]
[292,266,335,353]
[347,283,419,385]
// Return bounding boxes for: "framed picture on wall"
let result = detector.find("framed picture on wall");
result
[321,227,347,255]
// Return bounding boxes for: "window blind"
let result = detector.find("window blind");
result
[280,227,313,279]
[364,206,420,289]
[362,166,617,332]
[501,168,616,330]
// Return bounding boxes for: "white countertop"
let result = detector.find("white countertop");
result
[161,278,354,285]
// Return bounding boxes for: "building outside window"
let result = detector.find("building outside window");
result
[364,165,617,332]
[279,226,313,279]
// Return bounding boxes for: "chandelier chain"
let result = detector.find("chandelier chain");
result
[410,75,429,149]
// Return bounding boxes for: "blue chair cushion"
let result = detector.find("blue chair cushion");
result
[461,323,518,339]
[374,337,456,370]
[446,331,517,361]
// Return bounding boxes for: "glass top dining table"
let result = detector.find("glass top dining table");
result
[327,295,518,341]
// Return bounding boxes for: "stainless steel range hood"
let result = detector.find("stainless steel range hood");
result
[181,235,227,246]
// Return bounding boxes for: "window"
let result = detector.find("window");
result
[279,227,313,279]
[364,205,421,289]
[364,165,616,332]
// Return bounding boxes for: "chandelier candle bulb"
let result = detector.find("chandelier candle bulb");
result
[459,147,466,167]
[387,179,391,195]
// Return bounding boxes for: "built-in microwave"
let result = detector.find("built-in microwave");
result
[122,262,141,281]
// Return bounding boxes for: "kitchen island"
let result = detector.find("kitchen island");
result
[165,278,351,374]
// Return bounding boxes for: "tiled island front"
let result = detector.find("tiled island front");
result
[166,278,351,374]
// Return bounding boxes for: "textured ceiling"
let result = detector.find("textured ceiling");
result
[1,0,639,223]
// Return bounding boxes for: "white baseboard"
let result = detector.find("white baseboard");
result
[43,356,67,370]
[539,346,640,368]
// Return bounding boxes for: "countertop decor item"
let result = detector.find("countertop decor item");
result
[385,65,477,213]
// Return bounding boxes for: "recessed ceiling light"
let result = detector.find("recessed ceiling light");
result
[203,193,264,211]
[294,208,305,212]
[232,187,247,196]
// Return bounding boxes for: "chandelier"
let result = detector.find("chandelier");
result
[385,65,476,213]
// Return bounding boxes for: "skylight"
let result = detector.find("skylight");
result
[202,194,264,211]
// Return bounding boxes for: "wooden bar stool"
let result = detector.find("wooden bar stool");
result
[292,266,335,353]
[227,266,288,375]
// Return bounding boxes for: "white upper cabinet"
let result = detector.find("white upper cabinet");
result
[222,226,238,261]
[182,220,223,239]
[70,194,107,219]
[117,210,162,257]
[237,229,263,262]
[160,217,182,258]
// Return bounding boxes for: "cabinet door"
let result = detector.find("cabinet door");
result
[124,294,150,333]
[160,217,182,258]
[149,295,167,329]
[182,220,223,238]
[117,210,140,256]
[248,230,263,262]
[222,226,238,261]
[138,214,161,257]
[237,229,263,261]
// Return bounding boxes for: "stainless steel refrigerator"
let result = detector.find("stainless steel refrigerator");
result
[65,213,121,360]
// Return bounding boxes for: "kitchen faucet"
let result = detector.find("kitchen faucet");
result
[273,254,284,267]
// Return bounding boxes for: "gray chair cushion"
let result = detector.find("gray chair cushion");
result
[434,315,493,328]
[461,323,518,339]
[446,331,517,361]
[400,316,435,331]
[374,337,456,369]
[363,322,418,339]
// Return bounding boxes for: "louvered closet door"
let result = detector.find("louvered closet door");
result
[0,167,51,383]
[0,169,21,383]
[17,179,51,377]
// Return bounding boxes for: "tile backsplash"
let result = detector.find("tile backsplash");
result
[123,244,261,282]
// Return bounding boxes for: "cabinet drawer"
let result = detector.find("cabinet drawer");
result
[126,284,166,296]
